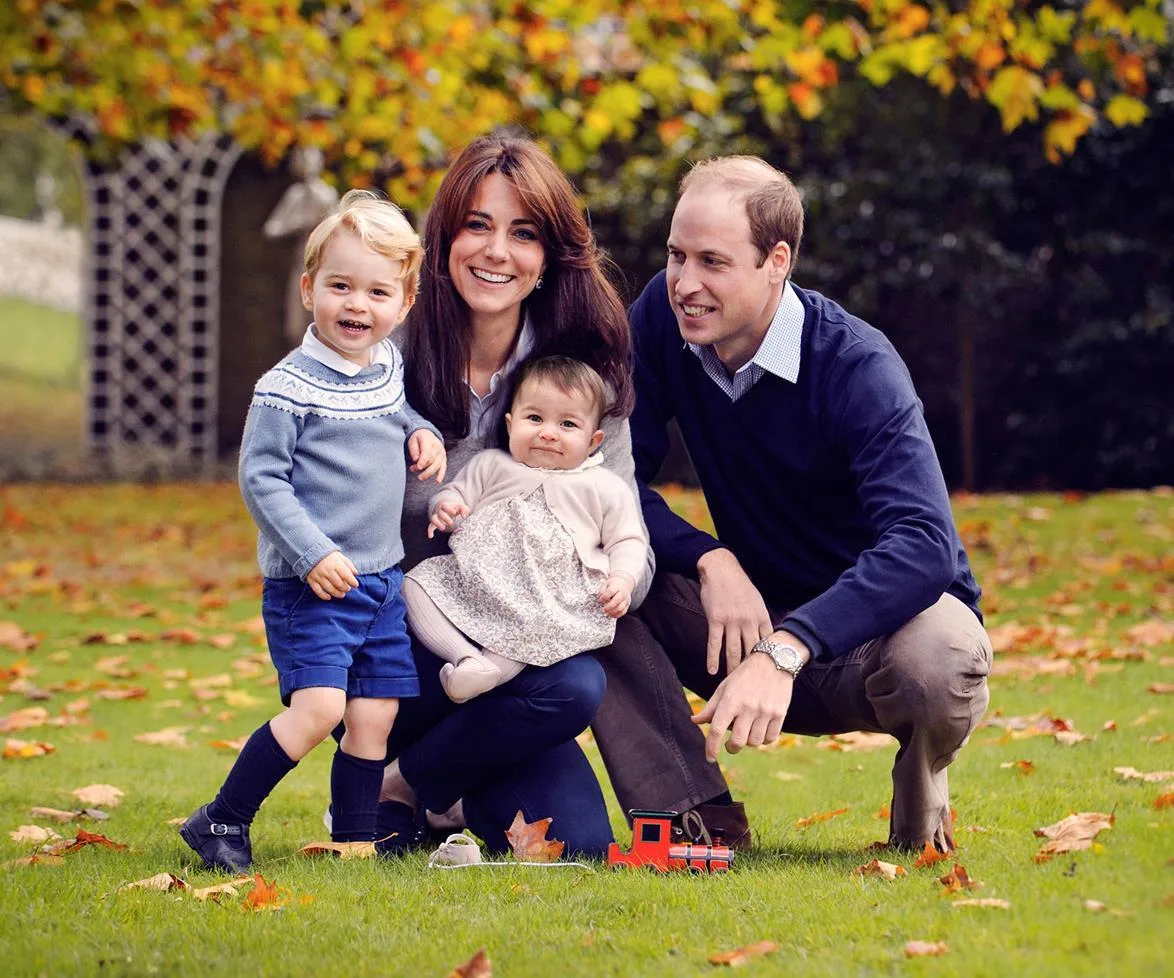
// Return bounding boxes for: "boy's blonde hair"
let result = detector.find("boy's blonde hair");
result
[512,356,608,428]
[303,189,423,297]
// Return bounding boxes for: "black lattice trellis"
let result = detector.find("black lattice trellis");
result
[79,133,243,471]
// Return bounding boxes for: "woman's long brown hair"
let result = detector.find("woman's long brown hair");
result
[402,131,633,442]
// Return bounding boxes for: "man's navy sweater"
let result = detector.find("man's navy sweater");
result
[629,271,982,661]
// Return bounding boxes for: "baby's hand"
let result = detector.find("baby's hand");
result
[307,551,359,601]
[427,499,470,539]
[409,430,447,483]
[599,573,635,619]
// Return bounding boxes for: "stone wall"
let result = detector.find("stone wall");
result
[0,215,82,312]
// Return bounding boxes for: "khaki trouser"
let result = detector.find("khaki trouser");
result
[591,572,993,850]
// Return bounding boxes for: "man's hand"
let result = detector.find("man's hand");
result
[598,572,636,619]
[409,429,447,483]
[692,630,812,759]
[697,549,773,675]
[306,550,359,600]
[427,498,470,539]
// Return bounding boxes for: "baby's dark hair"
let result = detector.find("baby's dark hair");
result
[511,356,608,427]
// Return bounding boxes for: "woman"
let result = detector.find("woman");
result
[376,131,651,858]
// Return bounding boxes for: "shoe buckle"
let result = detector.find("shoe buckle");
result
[210,822,232,836]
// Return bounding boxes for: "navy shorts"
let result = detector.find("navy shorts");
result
[262,566,419,705]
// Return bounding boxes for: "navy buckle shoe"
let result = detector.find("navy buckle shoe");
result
[179,804,253,872]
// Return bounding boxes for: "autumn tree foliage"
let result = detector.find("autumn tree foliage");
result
[0,0,1167,210]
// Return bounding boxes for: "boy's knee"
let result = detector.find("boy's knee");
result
[289,689,348,738]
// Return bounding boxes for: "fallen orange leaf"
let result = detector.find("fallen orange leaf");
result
[95,686,149,701]
[1148,683,1174,694]
[708,941,778,966]
[0,707,51,732]
[1114,766,1174,783]
[2,738,55,759]
[914,842,951,869]
[448,948,492,977]
[904,940,948,958]
[795,806,849,829]
[853,859,906,880]
[1033,812,1114,862]
[938,863,982,893]
[1153,793,1174,810]
[1000,760,1036,774]
[51,829,128,854]
[0,621,39,652]
[2,853,64,868]
[241,872,288,911]
[505,810,565,863]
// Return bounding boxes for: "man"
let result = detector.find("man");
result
[592,156,992,853]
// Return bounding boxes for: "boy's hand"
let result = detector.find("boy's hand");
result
[409,430,447,483]
[599,573,635,619]
[427,499,470,539]
[307,551,359,600]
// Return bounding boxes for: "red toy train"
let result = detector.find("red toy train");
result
[607,810,733,873]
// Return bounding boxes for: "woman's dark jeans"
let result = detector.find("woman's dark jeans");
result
[388,638,614,858]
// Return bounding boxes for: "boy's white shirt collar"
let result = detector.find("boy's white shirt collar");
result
[302,324,393,376]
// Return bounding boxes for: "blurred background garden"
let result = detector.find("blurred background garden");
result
[1,0,1170,491]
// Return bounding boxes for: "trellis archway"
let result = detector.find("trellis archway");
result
[77,131,243,474]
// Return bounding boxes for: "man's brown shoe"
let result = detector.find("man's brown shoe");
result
[674,801,751,851]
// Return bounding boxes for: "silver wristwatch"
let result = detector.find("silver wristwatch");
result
[751,639,805,678]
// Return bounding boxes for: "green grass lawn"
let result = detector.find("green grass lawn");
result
[0,485,1171,976]
[0,298,85,471]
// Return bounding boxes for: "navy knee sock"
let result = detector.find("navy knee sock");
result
[206,722,297,825]
[330,750,386,843]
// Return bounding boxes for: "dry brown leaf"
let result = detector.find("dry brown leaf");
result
[853,859,906,880]
[297,841,376,860]
[1083,899,1130,917]
[161,628,202,645]
[241,872,288,911]
[1001,760,1036,774]
[29,806,86,822]
[0,707,50,733]
[8,825,62,844]
[708,941,779,966]
[448,948,492,978]
[95,686,148,701]
[1154,793,1174,809]
[914,842,951,869]
[1054,731,1093,746]
[1126,620,1174,646]
[795,806,849,829]
[1033,812,1114,862]
[2,738,55,759]
[904,940,948,958]
[952,898,1010,909]
[821,732,895,751]
[1114,766,1174,784]
[505,810,565,862]
[72,784,125,808]
[121,872,187,892]
[190,876,252,902]
[1148,683,1174,694]
[2,853,64,868]
[189,673,233,690]
[133,727,190,748]
[0,621,39,652]
[938,863,983,893]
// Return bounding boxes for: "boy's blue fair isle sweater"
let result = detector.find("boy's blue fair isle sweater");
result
[238,342,439,581]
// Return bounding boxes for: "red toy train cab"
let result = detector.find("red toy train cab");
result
[607,810,733,873]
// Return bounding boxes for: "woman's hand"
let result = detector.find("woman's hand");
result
[306,550,359,600]
[599,572,636,619]
[427,499,470,539]
[409,430,448,483]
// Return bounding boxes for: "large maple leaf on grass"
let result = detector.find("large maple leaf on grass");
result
[505,810,564,862]
[1033,812,1114,862]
